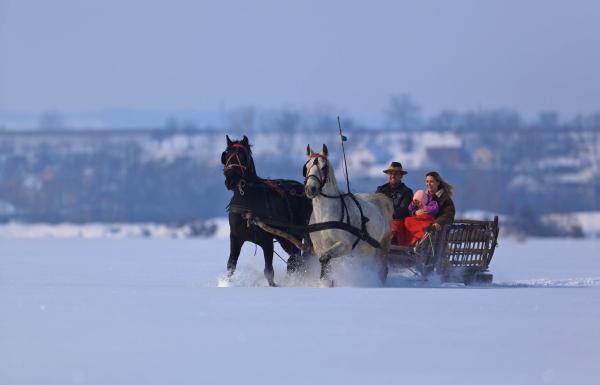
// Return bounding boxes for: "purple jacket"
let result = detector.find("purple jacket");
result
[408,194,439,216]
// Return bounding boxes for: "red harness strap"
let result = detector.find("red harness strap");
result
[262,180,285,198]
[224,143,251,176]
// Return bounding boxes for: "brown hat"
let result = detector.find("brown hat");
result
[383,161,408,175]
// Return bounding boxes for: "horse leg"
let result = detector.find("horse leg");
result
[320,259,338,287]
[318,240,350,264]
[377,253,389,284]
[260,239,277,287]
[378,234,390,284]
[279,238,303,274]
[317,240,350,287]
[227,235,244,277]
[320,259,331,279]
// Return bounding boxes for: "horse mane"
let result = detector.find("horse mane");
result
[325,158,339,190]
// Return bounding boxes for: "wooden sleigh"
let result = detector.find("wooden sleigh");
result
[388,216,499,285]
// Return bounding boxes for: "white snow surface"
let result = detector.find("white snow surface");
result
[1,237,599,385]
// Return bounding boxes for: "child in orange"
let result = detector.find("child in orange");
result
[397,190,439,246]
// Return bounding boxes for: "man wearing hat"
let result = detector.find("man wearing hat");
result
[376,162,414,245]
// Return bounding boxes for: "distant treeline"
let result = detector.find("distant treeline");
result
[10,94,600,134]
[1,94,599,239]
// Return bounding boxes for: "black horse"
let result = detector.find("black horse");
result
[221,135,312,286]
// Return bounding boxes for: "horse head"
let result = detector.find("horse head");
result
[222,135,256,190]
[303,144,336,198]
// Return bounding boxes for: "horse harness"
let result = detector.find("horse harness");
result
[226,149,382,250]
[223,143,282,197]
[224,142,299,228]
[302,153,381,250]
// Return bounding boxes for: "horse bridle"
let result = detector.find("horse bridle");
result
[222,143,252,177]
[303,153,329,194]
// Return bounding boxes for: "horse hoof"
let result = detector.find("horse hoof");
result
[268,281,278,287]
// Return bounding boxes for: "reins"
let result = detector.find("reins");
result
[246,215,381,250]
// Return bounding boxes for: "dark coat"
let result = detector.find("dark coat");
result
[376,182,413,220]
[432,189,455,226]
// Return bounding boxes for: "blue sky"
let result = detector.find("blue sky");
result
[1,0,599,125]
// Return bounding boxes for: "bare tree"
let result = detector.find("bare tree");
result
[38,110,65,131]
[226,106,255,132]
[427,110,462,131]
[274,110,301,132]
[385,94,422,130]
[537,111,560,129]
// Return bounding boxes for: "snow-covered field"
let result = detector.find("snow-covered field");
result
[1,236,599,385]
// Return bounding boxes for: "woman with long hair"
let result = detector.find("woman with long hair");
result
[395,171,456,246]
[424,171,455,231]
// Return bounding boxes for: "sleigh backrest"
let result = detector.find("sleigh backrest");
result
[437,216,499,270]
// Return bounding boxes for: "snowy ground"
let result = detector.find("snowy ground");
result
[1,236,599,385]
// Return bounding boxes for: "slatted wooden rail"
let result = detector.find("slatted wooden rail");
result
[388,216,499,284]
[441,217,499,269]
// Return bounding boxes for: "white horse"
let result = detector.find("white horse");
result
[303,144,394,286]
